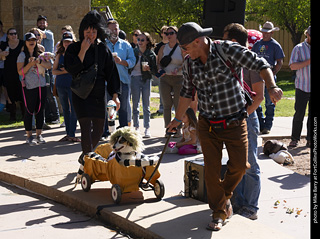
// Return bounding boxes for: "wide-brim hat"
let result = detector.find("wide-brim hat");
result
[259,21,279,33]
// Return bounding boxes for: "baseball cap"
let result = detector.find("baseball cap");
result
[177,22,213,45]
[25,32,37,41]
[37,15,47,22]
[62,31,73,41]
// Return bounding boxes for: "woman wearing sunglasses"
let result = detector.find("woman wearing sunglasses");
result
[130,32,157,138]
[157,26,184,137]
[0,28,24,121]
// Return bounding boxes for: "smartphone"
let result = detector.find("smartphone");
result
[155,69,166,78]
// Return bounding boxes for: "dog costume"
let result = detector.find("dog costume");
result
[75,127,160,193]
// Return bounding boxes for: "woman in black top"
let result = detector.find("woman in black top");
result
[64,10,120,157]
[0,28,24,120]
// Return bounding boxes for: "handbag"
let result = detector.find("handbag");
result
[160,43,178,68]
[71,44,98,99]
[213,40,256,106]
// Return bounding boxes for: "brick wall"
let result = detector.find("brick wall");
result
[0,0,90,44]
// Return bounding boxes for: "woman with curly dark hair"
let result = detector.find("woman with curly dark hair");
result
[64,10,121,159]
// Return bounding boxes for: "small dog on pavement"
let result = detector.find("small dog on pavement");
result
[263,140,294,165]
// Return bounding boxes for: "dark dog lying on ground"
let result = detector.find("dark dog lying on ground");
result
[263,140,288,156]
[263,140,294,165]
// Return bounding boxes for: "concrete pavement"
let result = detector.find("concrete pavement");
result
[0,116,310,238]
[0,181,129,238]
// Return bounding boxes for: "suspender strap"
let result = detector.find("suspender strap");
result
[213,40,256,97]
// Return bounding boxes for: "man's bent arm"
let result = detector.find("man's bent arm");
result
[260,68,283,104]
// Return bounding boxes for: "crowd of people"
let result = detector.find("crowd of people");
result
[0,10,310,232]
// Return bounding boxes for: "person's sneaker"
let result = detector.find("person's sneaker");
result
[43,123,51,129]
[239,207,258,220]
[261,128,270,134]
[143,128,151,138]
[36,135,46,144]
[26,136,37,146]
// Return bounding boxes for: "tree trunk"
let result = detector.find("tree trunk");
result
[291,32,303,46]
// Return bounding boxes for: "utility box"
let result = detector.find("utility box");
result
[184,158,228,203]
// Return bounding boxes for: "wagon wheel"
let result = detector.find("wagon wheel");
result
[154,179,165,200]
[111,184,122,204]
[81,173,91,192]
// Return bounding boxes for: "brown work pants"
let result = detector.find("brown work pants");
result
[198,115,249,221]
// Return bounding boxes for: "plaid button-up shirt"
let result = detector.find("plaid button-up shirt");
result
[180,39,270,119]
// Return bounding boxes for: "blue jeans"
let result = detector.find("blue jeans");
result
[131,76,151,129]
[56,86,77,137]
[256,76,277,131]
[118,82,130,127]
[233,111,261,213]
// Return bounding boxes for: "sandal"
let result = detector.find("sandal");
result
[59,135,70,142]
[206,218,225,231]
[289,140,298,148]
[69,137,81,142]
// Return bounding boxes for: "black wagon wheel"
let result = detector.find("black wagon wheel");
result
[111,184,122,204]
[81,173,91,192]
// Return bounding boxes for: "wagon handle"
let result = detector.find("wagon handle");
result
[141,128,177,188]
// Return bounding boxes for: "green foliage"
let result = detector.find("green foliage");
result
[91,0,203,35]
[245,0,310,45]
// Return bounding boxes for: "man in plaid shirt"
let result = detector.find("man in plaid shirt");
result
[168,22,283,231]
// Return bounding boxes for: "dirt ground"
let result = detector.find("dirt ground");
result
[272,138,310,177]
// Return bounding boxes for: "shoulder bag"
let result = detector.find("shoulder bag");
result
[160,43,178,68]
[71,44,98,100]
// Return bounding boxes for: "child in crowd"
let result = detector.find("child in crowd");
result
[166,108,202,155]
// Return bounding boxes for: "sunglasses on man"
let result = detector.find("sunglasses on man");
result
[8,32,17,36]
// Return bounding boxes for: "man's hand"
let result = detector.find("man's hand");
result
[167,119,180,133]
[112,94,121,111]
[268,87,283,105]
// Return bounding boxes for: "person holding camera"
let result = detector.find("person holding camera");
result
[157,26,184,137]
[52,31,79,142]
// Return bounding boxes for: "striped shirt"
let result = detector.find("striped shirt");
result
[289,39,311,93]
[181,39,270,119]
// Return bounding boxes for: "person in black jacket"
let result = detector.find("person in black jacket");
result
[64,10,120,159]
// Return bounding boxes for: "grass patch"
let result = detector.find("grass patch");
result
[0,70,304,129]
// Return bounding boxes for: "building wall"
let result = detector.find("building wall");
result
[0,0,90,44]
